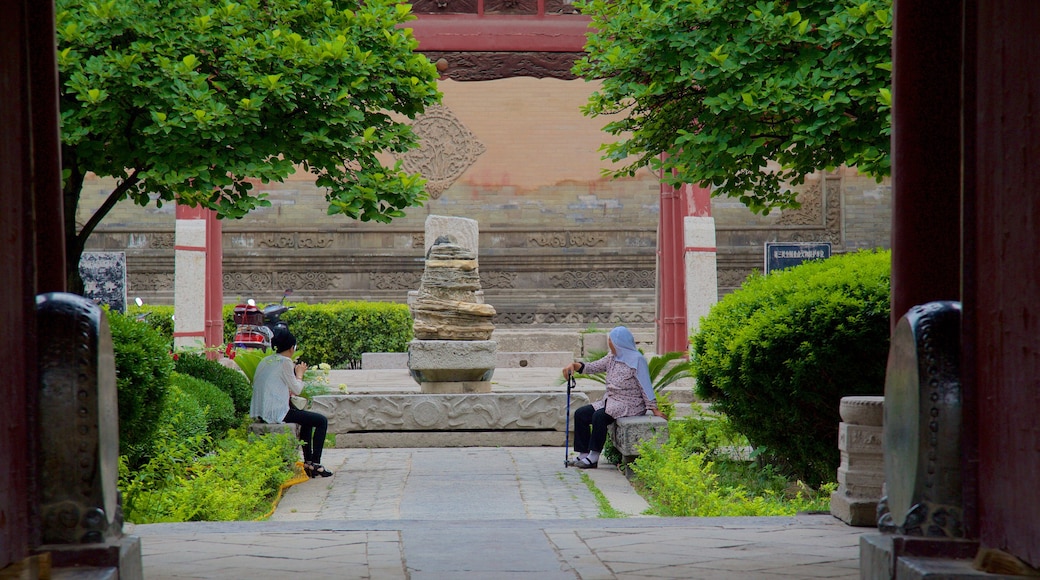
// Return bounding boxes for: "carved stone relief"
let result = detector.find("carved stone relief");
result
[495,310,655,325]
[480,271,518,289]
[224,271,335,291]
[528,231,607,248]
[776,183,823,226]
[370,272,424,290]
[423,51,583,81]
[549,270,654,289]
[395,105,486,198]
[255,233,334,249]
[129,272,175,292]
[545,0,581,14]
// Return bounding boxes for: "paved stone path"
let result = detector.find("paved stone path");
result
[132,447,869,579]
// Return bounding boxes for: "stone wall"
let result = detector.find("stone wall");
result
[78,77,891,328]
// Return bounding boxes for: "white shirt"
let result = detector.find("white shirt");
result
[250,353,304,423]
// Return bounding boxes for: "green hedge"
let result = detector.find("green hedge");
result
[691,249,891,486]
[106,310,173,466]
[174,352,252,416]
[223,301,413,368]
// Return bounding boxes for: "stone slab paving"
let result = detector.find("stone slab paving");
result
[131,447,869,579]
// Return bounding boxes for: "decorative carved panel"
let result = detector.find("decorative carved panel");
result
[409,0,478,13]
[224,271,335,291]
[255,233,335,249]
[545,0,581,14]
[480,271,517,289]
[128,272,174,292]
[484,0,537,14]
[396,105,486,199]
[528,231,607,248]
[776,184,823,226]
[495,311,655,325]
[370,272,423,290]
[423,51,582,81]
[149,233,175,249]
[549,270,654,289]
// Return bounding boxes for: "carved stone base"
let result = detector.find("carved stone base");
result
[418,381,492,394]
[312,392,590,433]
[407,339,497,390]
[830,493,879,527]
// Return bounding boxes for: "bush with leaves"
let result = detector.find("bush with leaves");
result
[169,372,237,439]
[692,249,890,486]
[174,352,252,416]
[107,309,173,463]
[126,304,175,346]
[119,426,299,523]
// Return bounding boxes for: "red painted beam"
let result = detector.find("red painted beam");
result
[405,15,591,52]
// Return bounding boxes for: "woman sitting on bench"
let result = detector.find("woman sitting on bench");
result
[561,326,665,468]
[250,329,333,478]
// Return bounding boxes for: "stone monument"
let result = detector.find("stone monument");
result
[408,216,497,394]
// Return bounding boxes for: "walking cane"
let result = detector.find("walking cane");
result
[564,372,575,468]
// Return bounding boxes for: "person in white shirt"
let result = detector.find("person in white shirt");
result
[250,329,333,477]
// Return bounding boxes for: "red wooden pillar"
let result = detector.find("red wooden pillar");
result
[657,173,712,354]
[173,204,224,356]
[889,0,962,327]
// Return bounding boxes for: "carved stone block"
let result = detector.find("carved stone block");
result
[608,415,669,464]
[312,392,590,433]
[839,423,884,454]
[407,339,497,386]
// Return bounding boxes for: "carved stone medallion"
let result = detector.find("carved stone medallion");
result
[396,105,486,198]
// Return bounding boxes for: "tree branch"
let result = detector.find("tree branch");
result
[76,169,141,251]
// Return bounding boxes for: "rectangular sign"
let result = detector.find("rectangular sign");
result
[764,242,832,274]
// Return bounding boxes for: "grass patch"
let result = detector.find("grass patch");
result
[630,407,837,517]
[579,472,626,519]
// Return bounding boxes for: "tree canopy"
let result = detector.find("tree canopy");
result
[574,0,891,214]
[57,0,441,285]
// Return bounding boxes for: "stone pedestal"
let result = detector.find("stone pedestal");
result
[831,396,885,526]
[408,339,497,393]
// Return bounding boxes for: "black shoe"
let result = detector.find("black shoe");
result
[309,463,333,477]
[570,458,598,469]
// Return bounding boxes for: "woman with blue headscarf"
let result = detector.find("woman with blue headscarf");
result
[561,326,665,468]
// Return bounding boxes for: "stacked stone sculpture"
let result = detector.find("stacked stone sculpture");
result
[408,216,498,394]
[411,238,496,341]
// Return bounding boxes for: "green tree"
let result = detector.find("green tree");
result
[57,0,441,289]
[574,0,891,214]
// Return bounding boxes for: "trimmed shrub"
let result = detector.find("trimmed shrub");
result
[126,304,175,346]
[107,309,173,464]
[692,249,891,486]
[156,383,209,443]
[224,301,413,368]
[174,352,252,416]
[170,372,237,438]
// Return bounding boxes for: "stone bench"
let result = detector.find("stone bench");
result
[248,422,301,439]
[608,414,669,468]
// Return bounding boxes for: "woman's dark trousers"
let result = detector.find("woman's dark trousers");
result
[283,407,328,464]
[573,404,616,453]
